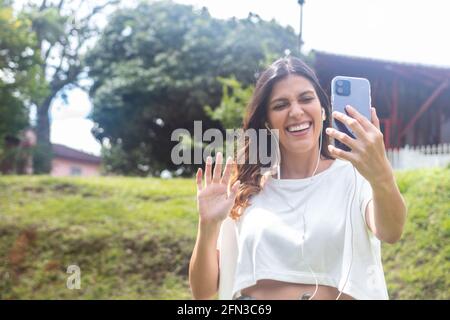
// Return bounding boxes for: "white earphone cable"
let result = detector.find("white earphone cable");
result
[266,109,356,300]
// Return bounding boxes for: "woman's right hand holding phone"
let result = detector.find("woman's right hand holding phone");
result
[196,152,241,226]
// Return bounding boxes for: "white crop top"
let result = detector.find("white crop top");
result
[216,159,389,300]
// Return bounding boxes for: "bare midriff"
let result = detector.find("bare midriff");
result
[241,279,354,300]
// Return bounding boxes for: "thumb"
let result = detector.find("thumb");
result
[228,180,241,200]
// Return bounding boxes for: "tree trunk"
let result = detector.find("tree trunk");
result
[33,96,53,174]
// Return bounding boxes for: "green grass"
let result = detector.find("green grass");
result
[382,167,450,299]
[0,168,449,299]
[0,176,197,299]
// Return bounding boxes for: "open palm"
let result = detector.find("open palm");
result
[196,152,241,224]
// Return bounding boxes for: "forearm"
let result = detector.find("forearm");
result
[189,220,221,299]
[370,173,407,243]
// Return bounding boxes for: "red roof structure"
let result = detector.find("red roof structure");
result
[313,51,450,148]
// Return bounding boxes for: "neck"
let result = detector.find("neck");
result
[279,147,323,179]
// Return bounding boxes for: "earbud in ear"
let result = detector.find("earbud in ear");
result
[265,122,271,130]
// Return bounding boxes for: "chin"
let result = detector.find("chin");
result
[282,140,316,154]
[286,137,322,153]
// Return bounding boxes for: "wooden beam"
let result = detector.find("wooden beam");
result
[398,80,449,140]
[391,78,399,147]
[439,104,443,143]
[381,119,391,149]
[388,66,435,86]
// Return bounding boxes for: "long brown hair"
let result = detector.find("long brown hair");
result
[229,56,335,220]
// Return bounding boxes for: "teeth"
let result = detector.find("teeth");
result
[287,122,311,132]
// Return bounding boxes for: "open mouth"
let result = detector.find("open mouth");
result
[285,121,312,136]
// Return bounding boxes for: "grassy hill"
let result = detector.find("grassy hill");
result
[0,167,448,299]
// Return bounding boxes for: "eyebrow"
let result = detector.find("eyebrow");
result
[270,90,315,105]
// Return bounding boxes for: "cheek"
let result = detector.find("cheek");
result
[267,110,284,129]
[309,105,324,136]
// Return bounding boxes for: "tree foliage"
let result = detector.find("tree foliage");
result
[204,76,254,130]
[20,0,118,173]
[86,0,298,176]
[0,0,46,162]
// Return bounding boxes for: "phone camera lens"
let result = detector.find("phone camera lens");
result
[335,79,350,96]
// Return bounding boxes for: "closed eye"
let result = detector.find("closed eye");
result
[272,96,314,109]
[300,97,314,103]
[273,103,288,109]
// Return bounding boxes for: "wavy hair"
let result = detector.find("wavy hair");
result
[229,56,335,220]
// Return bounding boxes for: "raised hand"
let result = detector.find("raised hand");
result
[196,152,241,225]
[326,105,394,186]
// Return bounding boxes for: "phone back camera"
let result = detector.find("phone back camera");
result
[335,79,351,96]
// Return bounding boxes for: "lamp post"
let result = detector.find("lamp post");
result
[298,0,305,55]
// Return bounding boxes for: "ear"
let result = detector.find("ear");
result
[322,108,326,121]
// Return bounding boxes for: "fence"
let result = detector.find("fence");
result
[386,143,450,170]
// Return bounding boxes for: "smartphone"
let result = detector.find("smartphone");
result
[331,76,372,152]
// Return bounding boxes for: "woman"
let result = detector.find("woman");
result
[188,56,407,300]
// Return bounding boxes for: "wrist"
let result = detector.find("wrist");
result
[370,170,396,191]
[368,158,396,188]
[199,218,223,232]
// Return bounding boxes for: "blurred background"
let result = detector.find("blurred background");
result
[0,0,449,299]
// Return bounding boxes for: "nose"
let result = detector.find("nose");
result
[288,101,305,118]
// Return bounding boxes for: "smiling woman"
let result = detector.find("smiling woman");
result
[265,75,327,178]
[189,56,407,301]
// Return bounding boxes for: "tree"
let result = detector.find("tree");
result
[20,0,118,173]
[0,0,46,166]
[86,1,298,176]
[204,76,254,129]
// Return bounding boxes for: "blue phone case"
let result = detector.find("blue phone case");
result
[331,76,372,152]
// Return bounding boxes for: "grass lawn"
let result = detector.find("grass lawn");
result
[0,166,448,299]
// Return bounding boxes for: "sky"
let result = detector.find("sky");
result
[49,0,450,155]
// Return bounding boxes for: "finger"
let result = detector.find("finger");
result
[212,152,223,183]
[344,105,372,130]
[371,107,381,131]
[220,156,233,185]
[205,156,212,186]
[228,180,241,200]
[332,110,366,140]
[325,127,358,151]
[328,144,355,163]
[196,168,203,192]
